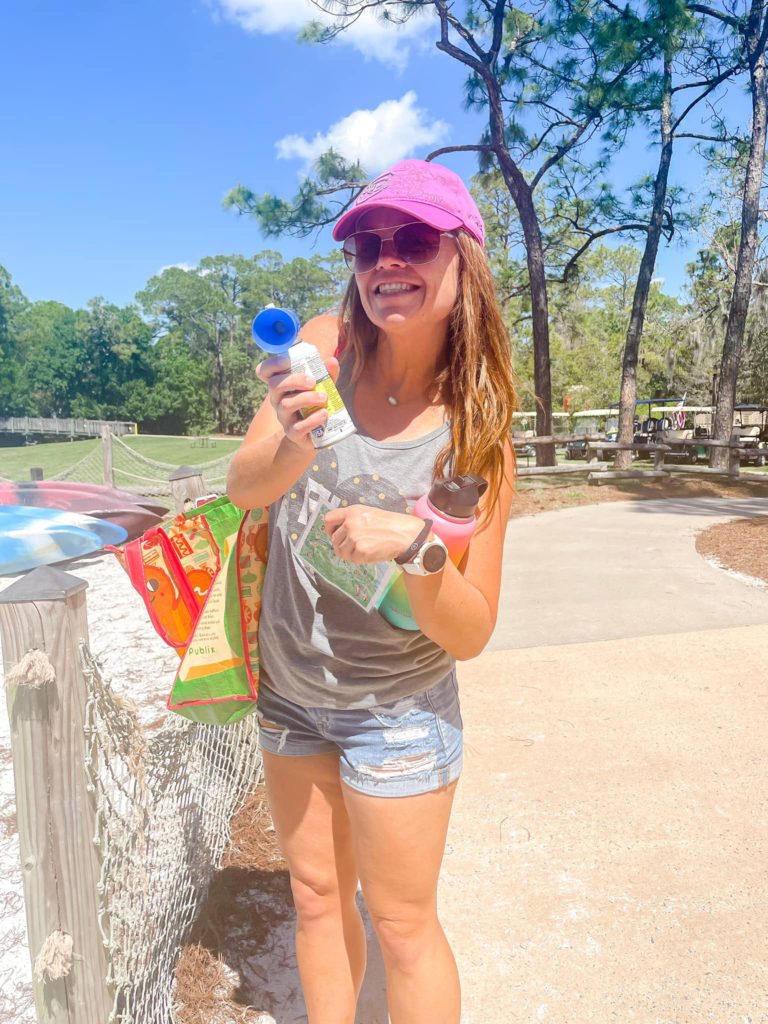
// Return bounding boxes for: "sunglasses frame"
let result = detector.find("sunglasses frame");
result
[340,221,456,274]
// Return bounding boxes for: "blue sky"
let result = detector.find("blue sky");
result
[0,1,750,311]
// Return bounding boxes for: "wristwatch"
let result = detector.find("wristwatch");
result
[394,518,449,576]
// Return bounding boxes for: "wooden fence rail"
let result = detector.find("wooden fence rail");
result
[0,567,113,1023]
[511,434,763,485]
[0,417,136,439]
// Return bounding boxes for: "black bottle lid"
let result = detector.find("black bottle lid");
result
[428,474,489,518]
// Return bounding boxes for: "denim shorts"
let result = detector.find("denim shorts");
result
[256,671,463,798]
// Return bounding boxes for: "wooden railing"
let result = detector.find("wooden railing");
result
[0,417,136,438]
[513,435,766,483]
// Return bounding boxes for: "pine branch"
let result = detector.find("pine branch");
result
[531,121,592,190]
[437,1,488,63]
[674,131,742,143]
[434,1,487,76]
[688,4,744,30]
[313,181,367,196]
[426,144,495,159]
[520,120,576,162]
[553,223,659,284]
[671,62,744,133]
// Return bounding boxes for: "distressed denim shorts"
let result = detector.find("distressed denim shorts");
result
[256,671,463,798]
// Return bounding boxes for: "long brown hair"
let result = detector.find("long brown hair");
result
[338,229,518,517]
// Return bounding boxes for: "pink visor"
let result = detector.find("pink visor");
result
[333,159,485,248]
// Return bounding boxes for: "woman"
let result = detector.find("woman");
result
[227,158,516,1024]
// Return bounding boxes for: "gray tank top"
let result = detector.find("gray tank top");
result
[258,358,455,709]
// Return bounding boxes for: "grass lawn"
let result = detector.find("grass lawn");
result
[0,434,243,481]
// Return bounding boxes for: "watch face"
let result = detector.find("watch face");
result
[422,541,448,573]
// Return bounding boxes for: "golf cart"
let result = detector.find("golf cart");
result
[732,405,768,466]
[621,397,687,459]
[512,411,536,461]
[651,405,713,464]
[565,410,616,460]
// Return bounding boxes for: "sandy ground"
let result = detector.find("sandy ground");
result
[1,484,767,1022]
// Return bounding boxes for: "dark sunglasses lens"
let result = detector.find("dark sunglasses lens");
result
[395,223,441,264]
[343,232,381,272]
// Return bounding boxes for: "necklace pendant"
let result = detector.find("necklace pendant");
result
[387,395,398,406]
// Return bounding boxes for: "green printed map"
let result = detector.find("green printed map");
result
[296,503,396,611]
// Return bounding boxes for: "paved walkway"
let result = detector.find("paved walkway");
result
[491,496,768,650]
[443,496,768,1024]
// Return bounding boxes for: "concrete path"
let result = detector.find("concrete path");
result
[490,497,768,650]
[442,496,768,1024]
[448,625,767,1024]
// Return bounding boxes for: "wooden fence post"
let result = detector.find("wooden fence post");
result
[0,566,113,1023]
[100,426,113,487]
[168,464,207,513]
[728,442,741,479]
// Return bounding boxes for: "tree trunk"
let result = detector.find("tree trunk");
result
[711,25,767,469]
[494,134,554,465]
[616,54,674,471]
[517,182,554,465]
[215,324,225,434]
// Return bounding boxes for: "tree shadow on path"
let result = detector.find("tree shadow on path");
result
[175,788,388,1024]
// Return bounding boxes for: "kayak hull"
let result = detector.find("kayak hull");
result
[0,480,169,517]
[0,482,167,538]
[0,506,129,576]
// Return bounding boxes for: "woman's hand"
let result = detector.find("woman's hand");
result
[257,354,340,450]
[323,505,425,564]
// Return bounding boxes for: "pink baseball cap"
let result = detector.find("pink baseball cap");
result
[332,159,485,248]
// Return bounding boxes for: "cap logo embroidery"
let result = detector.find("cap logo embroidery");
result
[354,172,393,205]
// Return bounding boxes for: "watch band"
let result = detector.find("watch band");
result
[394,518,433,565]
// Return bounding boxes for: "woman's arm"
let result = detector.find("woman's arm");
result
[323,441,515,660]
[227,316,341,510]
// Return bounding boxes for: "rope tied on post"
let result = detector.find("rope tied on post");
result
[33,930,74,982]
[6,649,56,689]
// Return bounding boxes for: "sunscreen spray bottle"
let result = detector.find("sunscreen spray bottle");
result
[252,306,356,449]
[378,474,489,630]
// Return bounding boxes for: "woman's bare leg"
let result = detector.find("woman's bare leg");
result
[262,749,366,1023]
[342,779,460,1024]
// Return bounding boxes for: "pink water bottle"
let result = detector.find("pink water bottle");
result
[378,474,488,630]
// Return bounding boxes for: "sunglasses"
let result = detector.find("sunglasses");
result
[341,221,455,274]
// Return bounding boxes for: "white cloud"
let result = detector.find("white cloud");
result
[213,0,434,68]
[157,262,197,274]
[276,92,449,174]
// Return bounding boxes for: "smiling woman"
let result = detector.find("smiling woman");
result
[226,158,517,1024]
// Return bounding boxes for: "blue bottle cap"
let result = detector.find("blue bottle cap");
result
[252,307,301,354]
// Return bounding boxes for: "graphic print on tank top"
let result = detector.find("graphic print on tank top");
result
[282,446,409,612]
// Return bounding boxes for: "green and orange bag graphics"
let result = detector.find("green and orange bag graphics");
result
[109,496,268,725]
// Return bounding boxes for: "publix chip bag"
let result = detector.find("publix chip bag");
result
[110,496,268,725]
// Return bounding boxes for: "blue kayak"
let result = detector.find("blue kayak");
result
[0,505,129,576]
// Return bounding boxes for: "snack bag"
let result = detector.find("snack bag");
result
[111,527,203,655]
[168,499,267,725]
[109,496,268,725]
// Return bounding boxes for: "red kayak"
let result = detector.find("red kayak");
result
[26,480,168,515]
[0,481,166,540]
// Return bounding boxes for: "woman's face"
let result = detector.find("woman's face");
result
[352,208,461,337]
